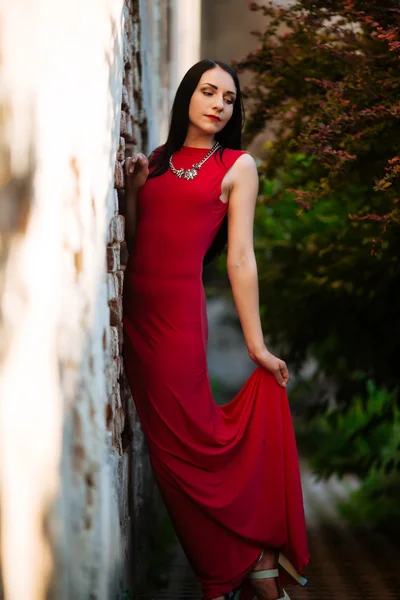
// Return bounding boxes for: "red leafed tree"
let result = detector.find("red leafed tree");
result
[238,0,400,235]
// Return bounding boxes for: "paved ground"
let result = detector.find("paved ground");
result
[152,463,400,599]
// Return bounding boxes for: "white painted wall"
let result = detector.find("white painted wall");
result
[169,0,202,112]
[0,1,124,598]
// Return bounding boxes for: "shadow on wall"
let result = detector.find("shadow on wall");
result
[201,0,292,156]
[201,0,271,88]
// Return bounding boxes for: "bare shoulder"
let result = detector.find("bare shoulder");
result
[222,152,257,193]
[230,152,258,183]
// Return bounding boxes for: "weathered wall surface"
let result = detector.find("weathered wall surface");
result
[0,0,170,599]
[201,0,270,82]
[200,0,287,155]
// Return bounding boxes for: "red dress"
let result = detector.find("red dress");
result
[123,146,309,599]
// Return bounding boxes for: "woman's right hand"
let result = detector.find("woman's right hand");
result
[124,153,149,191]
[250,346,290,389]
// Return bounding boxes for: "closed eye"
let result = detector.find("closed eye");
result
[202,90,235,105]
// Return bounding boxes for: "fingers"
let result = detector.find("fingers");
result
[126,157,136,174]
[275,361,289,388]
[122,153,148,174]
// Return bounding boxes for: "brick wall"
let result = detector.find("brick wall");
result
[105,0,171,594]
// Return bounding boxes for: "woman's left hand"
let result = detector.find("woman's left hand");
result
[250,346,289,388]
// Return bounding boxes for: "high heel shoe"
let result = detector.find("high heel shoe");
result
[277,552,307,587]
[248,550,307,600]
[228,550,307,600]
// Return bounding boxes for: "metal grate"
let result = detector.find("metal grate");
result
[152,465,400,599]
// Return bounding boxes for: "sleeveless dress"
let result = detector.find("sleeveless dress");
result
[122,146,309,599]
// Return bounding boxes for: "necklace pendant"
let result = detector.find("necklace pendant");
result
[169,142,220,181]
[184,168,198,180]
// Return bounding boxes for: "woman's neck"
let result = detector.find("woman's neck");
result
[183,130,215,149]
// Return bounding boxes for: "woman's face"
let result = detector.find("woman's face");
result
[188,66,237,136]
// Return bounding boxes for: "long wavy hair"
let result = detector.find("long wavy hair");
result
[148,59,245,265]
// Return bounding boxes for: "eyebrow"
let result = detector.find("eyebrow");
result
[202,82,236,96]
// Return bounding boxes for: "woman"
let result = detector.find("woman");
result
[122,59,309,600]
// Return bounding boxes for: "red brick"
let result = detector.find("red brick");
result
[107,244,120,272]
[110,326,119,359]
[109,297,123,326]
[113,189,119,216]
[107,273,118,301]
[120,110,128,136]
[116,270,124,296]
[109,215,125,243]
[116,136,125,162]
[114,160,124,189]
[106,359,118,396]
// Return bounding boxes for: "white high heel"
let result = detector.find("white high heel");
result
[278,552,307,587]
[228,550,307,600]
[249,565,288,600]
[248,550,307,599]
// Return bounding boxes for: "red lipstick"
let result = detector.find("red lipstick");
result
[206,115,220,122]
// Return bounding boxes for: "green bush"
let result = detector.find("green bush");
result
[296,380,399,477]
[339,468,400,534]
[296,378,400,532]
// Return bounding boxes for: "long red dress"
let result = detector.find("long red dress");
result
[123,146,309,599]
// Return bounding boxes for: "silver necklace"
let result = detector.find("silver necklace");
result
[169,142,221,180]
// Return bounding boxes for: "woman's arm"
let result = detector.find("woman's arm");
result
[226,154,289,388]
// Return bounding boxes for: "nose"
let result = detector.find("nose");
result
[212,94,224,111]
